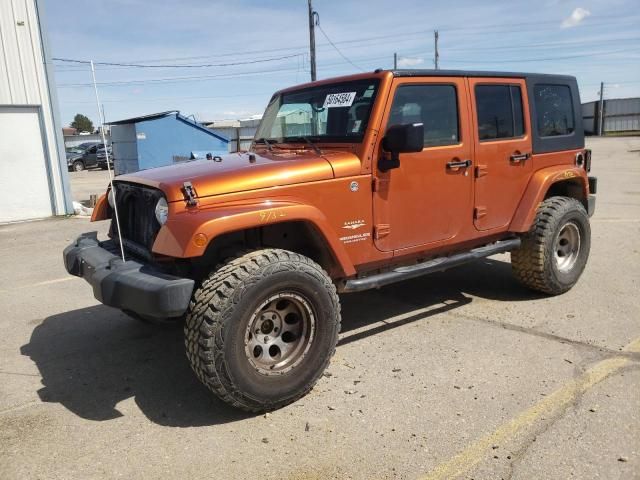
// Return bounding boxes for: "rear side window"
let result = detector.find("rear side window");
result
[388,84,459,147]
[534,84,575,137]
[475,85,525,140]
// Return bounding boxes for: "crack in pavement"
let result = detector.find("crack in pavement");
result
[504,362,640,480]
[447,311,640,362]
[419,336,640,480]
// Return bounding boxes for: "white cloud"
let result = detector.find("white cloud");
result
[397,57,424,68]
[561,7,591,28]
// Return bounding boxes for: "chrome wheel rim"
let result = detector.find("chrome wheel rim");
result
[244,292,315,376]
[554,222,581,273]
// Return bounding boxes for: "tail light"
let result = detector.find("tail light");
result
[584,149,592,172]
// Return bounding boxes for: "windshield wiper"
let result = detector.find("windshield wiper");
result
[290,136,322,156]
[254,137,274,152]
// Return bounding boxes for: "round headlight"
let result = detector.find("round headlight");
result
[107,186,116,208]
[155,197,169,225]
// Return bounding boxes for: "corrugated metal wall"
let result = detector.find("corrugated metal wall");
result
[111,115,229,175]
[582,97,640,135]
[604,98,640,133]
[111,124,138,176]
[64,133,110,148]
[0,0,72,219]
[208,119,259,152]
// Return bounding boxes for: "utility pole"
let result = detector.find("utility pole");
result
[308,0,317,81]
[393,52,397,69]
[598,81,605,136]
[434,30,439,70]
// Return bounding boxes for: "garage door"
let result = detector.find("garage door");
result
[0,107,53,222]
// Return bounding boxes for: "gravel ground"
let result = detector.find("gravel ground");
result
[0,137,638,479]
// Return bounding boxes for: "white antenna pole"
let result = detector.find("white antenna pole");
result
[90,60,126,262]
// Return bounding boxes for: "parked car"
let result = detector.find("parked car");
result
[96,145,113,170]
[70,143,111,171]
[66,142,99,171]
[64,69,596,413]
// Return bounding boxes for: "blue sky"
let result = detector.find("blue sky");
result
[45,0,640,127]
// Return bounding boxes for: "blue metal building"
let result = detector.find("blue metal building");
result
[108,111,229,175]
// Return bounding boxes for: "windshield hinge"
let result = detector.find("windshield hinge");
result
[182,181,199,206]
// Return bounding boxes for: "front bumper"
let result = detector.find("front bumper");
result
[63,233,194,318]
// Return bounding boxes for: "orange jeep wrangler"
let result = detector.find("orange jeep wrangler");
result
[64,69,596,412]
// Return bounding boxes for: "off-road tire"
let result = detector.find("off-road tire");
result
[511,196,590,295]
[72,160,85,172]
[184,249,341,413]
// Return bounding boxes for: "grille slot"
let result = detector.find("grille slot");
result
[110,182,163,256]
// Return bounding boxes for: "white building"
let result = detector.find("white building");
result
[0,0,72,223]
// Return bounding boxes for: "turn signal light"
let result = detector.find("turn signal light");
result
[193,233,208,248]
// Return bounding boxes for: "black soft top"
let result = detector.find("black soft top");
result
[390,69,575,81]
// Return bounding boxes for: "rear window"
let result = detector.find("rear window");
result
[534,84,575,137]
[475,85,525,141]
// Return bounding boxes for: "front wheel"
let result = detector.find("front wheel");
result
[511,196,591,295]
[72,160,85,172]
[184,249,341,413]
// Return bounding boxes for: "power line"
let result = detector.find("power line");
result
[56,46,639,89]
[52,53,304,69]
[315,22,364,72]
[59,91,275,104]
[444,47,640,64]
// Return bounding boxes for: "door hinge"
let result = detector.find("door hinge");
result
[372,177,389,193]
[475,165,488,178]
[474,206,487,219]
[374,224,391,239]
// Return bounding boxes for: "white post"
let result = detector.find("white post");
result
[90,60,126,261]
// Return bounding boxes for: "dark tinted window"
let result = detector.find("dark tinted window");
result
[388,84,459,147]
[512,87,524,136]
[534,84,575,137]
[475,85,525,140]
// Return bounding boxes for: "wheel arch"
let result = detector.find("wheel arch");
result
[196,219,348,278]
[510,166,588,232]
[153,202,355,278]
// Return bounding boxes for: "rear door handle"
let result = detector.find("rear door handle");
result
[446,159,472,169]
[510,152,530,163]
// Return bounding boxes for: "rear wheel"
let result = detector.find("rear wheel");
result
[511,196,591,295]
[184,249,341,413]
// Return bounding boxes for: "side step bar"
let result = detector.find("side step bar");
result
[341,238,521,293]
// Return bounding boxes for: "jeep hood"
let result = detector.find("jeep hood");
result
[116,150,361,202]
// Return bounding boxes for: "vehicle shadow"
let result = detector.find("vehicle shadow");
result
[21,257,539,427]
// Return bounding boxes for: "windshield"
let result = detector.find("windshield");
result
[255,79,379,143]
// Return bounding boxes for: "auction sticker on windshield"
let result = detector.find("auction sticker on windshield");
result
[324,92,356,108]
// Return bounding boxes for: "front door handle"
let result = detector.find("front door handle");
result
[510,152,530,163]
[447,159,472,169]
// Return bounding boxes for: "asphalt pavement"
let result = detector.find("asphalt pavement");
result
[0,137,638,479]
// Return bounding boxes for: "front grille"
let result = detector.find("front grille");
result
[109,182,163,256]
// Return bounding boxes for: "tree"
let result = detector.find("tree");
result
[70,114,94,133]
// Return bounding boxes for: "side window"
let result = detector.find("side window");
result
[87,146,97,153]
[475,85,525,141]
[388,84,459,147]
[534,84,575,137]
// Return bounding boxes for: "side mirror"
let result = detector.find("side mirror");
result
[379,123,424,172]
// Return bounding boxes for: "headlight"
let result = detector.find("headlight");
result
[107,186,116,208]
[155,197,169,225]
